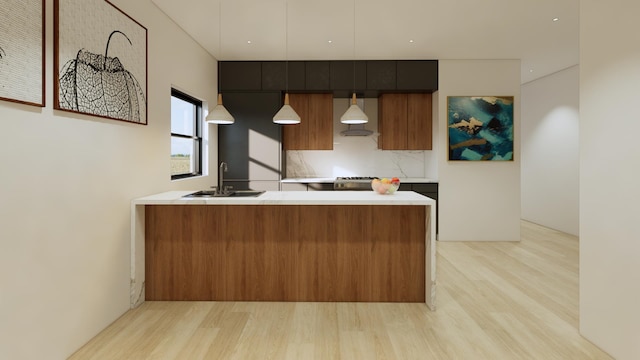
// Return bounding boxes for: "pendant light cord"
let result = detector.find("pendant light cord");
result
[285,0,289,92]
[219,0,222,59]
[352,0,356,96]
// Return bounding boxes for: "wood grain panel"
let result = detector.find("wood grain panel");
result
[307,93,333,150]
[145,204,427,302]
[283,93,333,150]
[407,93,433,150]
[378,93,408,150]
[282,94,309,150]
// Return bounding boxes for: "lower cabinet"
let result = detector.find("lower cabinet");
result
[281,183,308,191]
[307,183,333,191]
[401,183,439,234]
[280,182,333,191]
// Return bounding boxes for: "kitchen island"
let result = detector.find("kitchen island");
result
[130,191,436,310]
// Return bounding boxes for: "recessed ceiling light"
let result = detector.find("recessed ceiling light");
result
[328,40,333,43]
[247,40,252,44]
[409,39,414,43]
[552,17,559,22]
[529,69,534,73]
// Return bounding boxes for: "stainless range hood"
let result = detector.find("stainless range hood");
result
[340,123,373,136]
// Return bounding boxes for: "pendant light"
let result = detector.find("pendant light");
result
[206,1,234,124]
[207,94,234,124]
[273,0,301,125]
[341,0,368,124]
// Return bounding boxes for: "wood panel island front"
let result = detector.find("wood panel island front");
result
[130,191,436,310]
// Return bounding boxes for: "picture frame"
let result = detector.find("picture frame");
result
[54,0,148,125]
[0,0,45,107]
[447,96,514,161]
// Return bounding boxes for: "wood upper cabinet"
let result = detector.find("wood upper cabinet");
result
[378,93,433,150]
[283,93,333,150]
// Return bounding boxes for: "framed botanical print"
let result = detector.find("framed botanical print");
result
[54,0,148,124]
[0,0,45,107]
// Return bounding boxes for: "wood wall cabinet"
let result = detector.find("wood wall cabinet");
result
[283,93,333,150]
[378,93,433,150]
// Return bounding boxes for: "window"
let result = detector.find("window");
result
[171,89,203,179]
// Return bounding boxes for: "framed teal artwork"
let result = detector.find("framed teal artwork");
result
[447,96,514,161]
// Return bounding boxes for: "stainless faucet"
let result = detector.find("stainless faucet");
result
[218,162,228,195]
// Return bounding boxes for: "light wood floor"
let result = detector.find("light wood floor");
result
[69,221,612,359]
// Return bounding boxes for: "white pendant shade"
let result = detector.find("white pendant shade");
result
[206,94,235,124]
[273,93,301,124]
[341,93,368,124]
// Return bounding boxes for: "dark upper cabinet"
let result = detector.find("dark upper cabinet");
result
[218,60,438,93]
[396,60,438,91]
[217,92,282,180]
[261,61,305,91]
[366,61,396,90]
[219,62,262,91]
[330,61,367,96]
[305,61,331,90]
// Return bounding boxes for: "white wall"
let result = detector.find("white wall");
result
[0,0,218,358]
[437,60,521,241]
[521,66,579,236]
[580,1,640,359]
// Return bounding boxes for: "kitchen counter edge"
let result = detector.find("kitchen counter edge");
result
[281,177,438,184]
[132,190,436,206]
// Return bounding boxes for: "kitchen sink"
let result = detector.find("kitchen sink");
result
[183,190,265,198]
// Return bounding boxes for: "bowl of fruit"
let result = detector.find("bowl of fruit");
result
[371,177,401,194]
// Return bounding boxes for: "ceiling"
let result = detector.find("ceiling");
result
[151,0,579,84]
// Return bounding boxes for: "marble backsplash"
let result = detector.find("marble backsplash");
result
[285,98,437,179]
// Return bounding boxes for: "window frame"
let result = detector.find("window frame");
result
[170,88,203,180]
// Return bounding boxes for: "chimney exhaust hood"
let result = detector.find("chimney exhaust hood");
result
[340,124,373,136]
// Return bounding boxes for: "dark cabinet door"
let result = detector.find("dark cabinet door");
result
[366,61,396,90]
[401,183,438,234]
[218,92,282,180]
[305,61,331,90]
[396,60,438,91]
[330,60,367,96]
[218,62,262,91]
[261,61,305,91]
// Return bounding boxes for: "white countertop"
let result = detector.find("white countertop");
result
[133,190,436,206]
[281,177,438,184]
